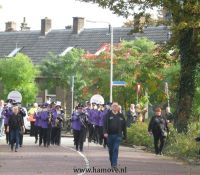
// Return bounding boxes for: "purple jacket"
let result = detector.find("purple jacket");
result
[40,111,49,128]
[34,111,41,127]
[99,110,107,126]
[71,112,81,130]
[89,109,99,125]
[3,108,13,125]
[51,109,57,128]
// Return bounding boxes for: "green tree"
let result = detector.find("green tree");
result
[40,49,90,103]
[79,0,200,132]
[0,53,38,104]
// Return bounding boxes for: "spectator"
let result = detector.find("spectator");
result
[148,107,169,155]
[165,106,174,123]
[126,104,137,127]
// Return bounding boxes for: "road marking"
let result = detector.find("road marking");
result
[61,146,90,175]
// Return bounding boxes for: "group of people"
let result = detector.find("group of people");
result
[71,102,127,170]
[0,96,174,170]
[0,99,64,152]
[28,101,64,147]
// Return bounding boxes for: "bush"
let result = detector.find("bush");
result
[164,122,200,160]
[127,122,153,148]
[127,121,200,161]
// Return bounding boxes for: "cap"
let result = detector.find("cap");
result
[56,101,61,107]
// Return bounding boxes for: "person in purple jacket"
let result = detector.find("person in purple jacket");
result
[50,102,57,145]
[71,104,87,152]
[89,103,99,143]
[98,104,107,146]
[39,103,50,147]
[3,100,13,144]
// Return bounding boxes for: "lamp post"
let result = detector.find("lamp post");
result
[86,20,113,103]
[71,76,74,115]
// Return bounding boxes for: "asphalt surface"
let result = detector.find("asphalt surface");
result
[0,135,200,175]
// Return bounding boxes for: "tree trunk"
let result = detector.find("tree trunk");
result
[176,29,198,132]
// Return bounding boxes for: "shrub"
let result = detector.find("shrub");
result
[164,122,200,160]
[127,122,153,148]
[127,121,200,161]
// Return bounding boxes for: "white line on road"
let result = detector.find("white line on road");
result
[61,146,90,175]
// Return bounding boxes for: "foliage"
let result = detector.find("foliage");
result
[0,53,38,104]
[127,122,200,160]
[79,0,200,132]
[192,65,200,119]
[40,49,90,102]
[83,38,179,110]
[164,123,200,160]
[127,122,153,148]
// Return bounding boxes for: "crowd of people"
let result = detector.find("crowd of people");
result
[0,99,64,151]
[0,97,175,170]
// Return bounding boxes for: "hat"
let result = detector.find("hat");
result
[77,103,84,108]
[56,101,61,107]
[43,103,49,108]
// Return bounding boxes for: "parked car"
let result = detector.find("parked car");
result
[22,107,30,133]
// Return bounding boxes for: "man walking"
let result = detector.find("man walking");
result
[103,102,127,170]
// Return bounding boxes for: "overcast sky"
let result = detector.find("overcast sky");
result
[0,0,127,31]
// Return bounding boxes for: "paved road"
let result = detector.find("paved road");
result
[0,135,200,175]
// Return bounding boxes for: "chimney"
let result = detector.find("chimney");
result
[41,17,52,36]
[20,17,30,31]
[73,17,84,34]
[5,21,16,32]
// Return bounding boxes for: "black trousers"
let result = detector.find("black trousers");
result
[19,133,23,146]
[88,123,95,142]
[54,127,61,146]
[34,126,39,142]
[153,133,166,154]
[47,127,52,146]
[4,124,10,144]
[39,128,48,146]
[73,128,86,151]
[51,127,56,145]
[98,126,104,145]
[94,125,99,144]
[30,122,35,136]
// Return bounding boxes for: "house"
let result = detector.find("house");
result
[0,17,170,112]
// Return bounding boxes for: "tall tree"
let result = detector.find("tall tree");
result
[0,53,38,104]
[79,0,200,132]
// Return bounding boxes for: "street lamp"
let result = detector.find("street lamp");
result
[86,20,113,102]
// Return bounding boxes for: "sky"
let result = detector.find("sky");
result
[0,0,127,31]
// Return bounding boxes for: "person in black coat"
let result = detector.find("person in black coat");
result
[148,107,169,155]
[7,106,25,152]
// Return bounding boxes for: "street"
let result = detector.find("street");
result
[0,135,200,175]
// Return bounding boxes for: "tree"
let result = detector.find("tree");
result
[40,49,90,103]
[0,53,38,104]
[83,38,178,110]
[79,0,200,132]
